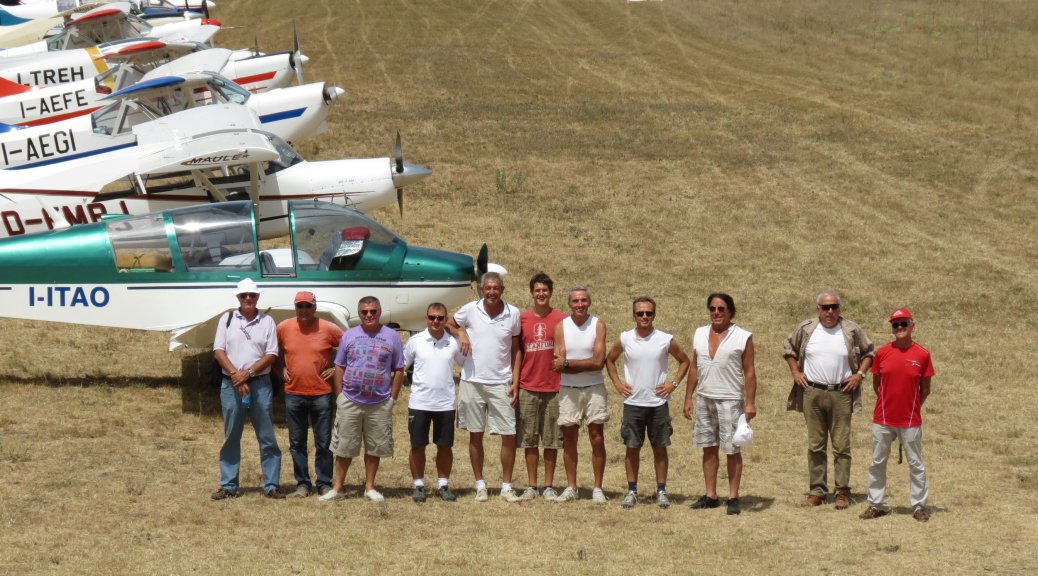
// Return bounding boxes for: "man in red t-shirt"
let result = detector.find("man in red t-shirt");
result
[513,273,567,501]
[276,291,344,498]
[861,308,934,522]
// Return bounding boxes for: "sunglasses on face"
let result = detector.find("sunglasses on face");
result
[238,293,259,299]
[818,303,840,311]
[634,311,655,318]
[295,303,314,309]
[359,309,379,316]
[891,321,911,330]
[708,306,727,313]
[427,315,446,321]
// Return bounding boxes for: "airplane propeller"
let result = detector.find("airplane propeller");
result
[394,132,404,216]
[389,132,433,217]
[291,20,305,86]
[477,244,489,279]
[323,85,345,104]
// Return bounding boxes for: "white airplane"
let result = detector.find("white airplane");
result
[0,104,431,239]
[0,198,492,350]
[0,2,220,57]
[0,46,305,126]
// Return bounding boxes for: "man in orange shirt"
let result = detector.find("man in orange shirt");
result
[276,291,344,498]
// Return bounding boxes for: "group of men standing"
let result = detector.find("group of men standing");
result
[209,276,934,522]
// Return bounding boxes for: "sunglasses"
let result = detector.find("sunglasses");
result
[295,303,314,309]
[634,311,655,318]
[238,292,259,299]
[891,321,911,329]
[818,303,840,311]
[427,315,446,321]
[359,309,379,316]
[708,306,727,313]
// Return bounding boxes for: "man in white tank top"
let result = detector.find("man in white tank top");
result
[550,285,608,503]
[784,290,874,510]
[683,293,757,516]
[605,296,690,510]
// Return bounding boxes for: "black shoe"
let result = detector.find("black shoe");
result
[210,487,238,501]
[265,489,286,500]
[436,486,457,502]
[412,485,427,503]
[690,495,720,509]
[726,498,741,515]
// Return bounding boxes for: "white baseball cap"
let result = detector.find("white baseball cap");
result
[235,278,260,295]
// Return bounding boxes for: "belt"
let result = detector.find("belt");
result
[808,381,844,392]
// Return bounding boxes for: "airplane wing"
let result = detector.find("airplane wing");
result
[169,302,352,350]
[143,47,231,78]
[155,22,218,45]
[134,129,280,176]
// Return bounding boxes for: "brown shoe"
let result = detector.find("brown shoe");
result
[210,487,238,501]
[859,505,888,520]
[912,506,930,522]
[834,489,850,510]
[265,489,286,500]
[803,494,824,507]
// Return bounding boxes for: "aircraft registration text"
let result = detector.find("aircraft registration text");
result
[1,129,77,166]
[28,286,110,307]
[20,90,90,119]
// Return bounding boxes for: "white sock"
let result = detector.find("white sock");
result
[438,478,449,488]
[413,479,424,488]
[501,482,512,492]
[475,479,487,491]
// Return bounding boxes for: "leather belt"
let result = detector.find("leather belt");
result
[808,380,843,392]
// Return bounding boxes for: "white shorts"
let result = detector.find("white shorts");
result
[456,380,516,435]
[693,395,743,455]
[558,383,609,427]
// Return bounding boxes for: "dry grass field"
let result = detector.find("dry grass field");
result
[2,0,1038,574]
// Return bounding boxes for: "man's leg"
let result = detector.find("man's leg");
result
[331,456,352,492]
[652,446,668,485]
[866,423,896,509]
[588,423,606,489]
[625,447,641,484]
[218,379,245,492]
[831,390,854,493]
[804,387,831,496]
[312,394,335,492]
[524,448,540,487]
[435,446,453,479]
[408,409,430,484]
[727,452,744,499]
[542,393,560,488]
[469,432,485,482]
[249,377,282,493]
[561,425,580,489]
[363,454,381,492]
[284,393,312,490]
[702,446,720,498]
[500,434,517,485]
[543,448,558,488]
[900,427,929,509]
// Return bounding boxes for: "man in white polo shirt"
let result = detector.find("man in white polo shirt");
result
[403,302,465,503]
[447,271,522,502]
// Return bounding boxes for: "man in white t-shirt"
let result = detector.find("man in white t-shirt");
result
[447,272,522,502]
[605,296,690,510]
[684,293,757,516]
[403,302,465,503]
[784,290,874,510]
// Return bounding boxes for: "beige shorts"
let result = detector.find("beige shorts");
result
[558,383,610,427]
[330,395,395,458]
[516,389,561,449]
[456,380,516,435]
[693,395,743,455]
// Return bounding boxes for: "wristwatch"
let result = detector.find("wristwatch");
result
[247,368,256,378]
[856,371,865,380]
[563,360,570,369]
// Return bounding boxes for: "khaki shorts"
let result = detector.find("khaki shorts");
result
[516,389,561,449]
[456,380,516,435]
[558,383,610,428]
[330,395,395,458]
[693,395,743,455]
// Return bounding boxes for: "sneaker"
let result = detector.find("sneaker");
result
[912,506,930,523]
[265,489,286,500]
[318,489,346,502]
[364,489,385,503]
[517,487,537,502]
[690,495,720,509]
[803,494,825,507]
[474,487,489,502]
[656,490,671,509]
[834,489,850,510]
[412,485,426,503]
[317,486,333,497]
[210,487,238,501]
[726,498,741,515]
[500,488,523,502]
[621,490,638,509]
[859,505,889,520]
[542,487,559,501]
[436,486,457,502]
[291,484,311,498]
[554,487,578,503]
[591,488,607,504]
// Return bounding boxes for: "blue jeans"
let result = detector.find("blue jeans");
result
[219,375,282,493]
[284,393,334,490]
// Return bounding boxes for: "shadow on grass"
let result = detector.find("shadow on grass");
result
[0,373,180,387]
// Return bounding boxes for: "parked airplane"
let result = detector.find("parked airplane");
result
[0,104,430,238]
[0,199,491,349]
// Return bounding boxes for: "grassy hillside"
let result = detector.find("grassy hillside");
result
[1,1,1036,574]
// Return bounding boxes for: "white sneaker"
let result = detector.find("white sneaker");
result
[474,487,489,502]
[364,489,385,503]
[592,488,607,504]
[501,488,524,502]
[318,489,346,502]
[554,487,578,503]
[519,487,537,501]
[542,487,559,501]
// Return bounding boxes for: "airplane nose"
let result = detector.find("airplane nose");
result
[323,85,345,103]
[392,162,433,189]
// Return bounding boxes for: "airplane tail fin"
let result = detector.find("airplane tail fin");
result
[0,76,29,98]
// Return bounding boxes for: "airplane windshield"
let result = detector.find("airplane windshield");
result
[263,135,304,174]
[92,99,162,135]
[290,201,403,272]
[107,213,174,273]
[171,203,257,273]
[197,73,251,106]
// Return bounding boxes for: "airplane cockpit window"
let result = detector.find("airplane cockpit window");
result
[45,30,68,52]
[290,202,403,272]
[171,202,257,272]
[263,135,304,175]
[204,74,251,105]
[92,99,161,136]
[107,214,174,273]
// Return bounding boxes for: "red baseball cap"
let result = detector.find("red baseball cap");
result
[888,308,913,322]
[294,291,317,305]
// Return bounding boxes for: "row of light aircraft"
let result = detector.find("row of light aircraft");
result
[0,2,493,352]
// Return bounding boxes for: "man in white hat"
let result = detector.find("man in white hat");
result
[860,308,935,522]
[211,278,283,500]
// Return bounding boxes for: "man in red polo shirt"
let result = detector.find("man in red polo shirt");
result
[860,308,934,522]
